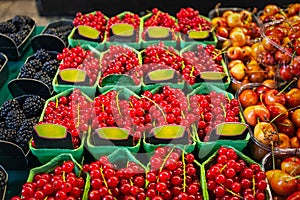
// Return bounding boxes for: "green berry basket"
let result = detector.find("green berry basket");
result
[180,43,230,90]
[105,11,142,50]
[26,154,90,200]
[188,83,250,161]
[98,45,142,94]
[68,11,108,51]
[52,44,101,98]
[179,15,217,49]
[141,13,179,49]
[201,145,272,200]
[30,89,93,164]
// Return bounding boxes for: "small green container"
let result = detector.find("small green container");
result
[105,11,142,50]
[52,45,101,98]
[188,83,250,161]
[141,13,179,49]
[98,45,142,94]
[179,15,217,49]
[26,154,90,200]
[180,43,230,90]
[68,11,108,51]
[201,145,272,200]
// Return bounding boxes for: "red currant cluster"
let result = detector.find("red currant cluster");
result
[144,8,178,30]
[206,147,268,199]
[40,89,92,148]
[176,7,212,34]
[83,156,146,200]
[147,147,203,200]
[100,45,142,85]
[182,44,224,74]
[11,160,85,200]
[57,46,100,85]
[73,11,107,41]
[189,91,240,141]
[106,13,140,41]
[143,42,197,85]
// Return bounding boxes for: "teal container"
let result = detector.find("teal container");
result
[67,11,108,51]
[52,45,101,98]
[188,83,250,161]
[105,11,142,50]
[180,43,230,90]
[26,154,90,200]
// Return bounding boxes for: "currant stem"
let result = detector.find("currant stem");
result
[116,90,123,117]
[159,147,175,173]
[182,149,187,193]
[141,95,167,122]
[252,175,256,196]
[100,166,112,195]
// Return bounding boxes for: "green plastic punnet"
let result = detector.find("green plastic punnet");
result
[26,154,90,200]
[188,83,250,161]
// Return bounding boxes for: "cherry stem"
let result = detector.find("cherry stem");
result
[290,165,300,176]
[285,175,300,182]
[277,78,297,96]
[214,3,221,17]
[141,94,167,123]
[271,143,275,170]
[182,149,187,193]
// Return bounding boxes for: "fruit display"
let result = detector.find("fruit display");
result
[0,165,8,200]
[100,45,142,86]
[262,151,300,199]
[204,146,269,199]
[0,95,45,152]
[146,146,203,199]
[237,83,300,160]
[259,3,300,24]
[0,15,35,46]
[83,154,146,199]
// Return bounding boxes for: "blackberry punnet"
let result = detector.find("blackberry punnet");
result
[5,109,26,131]
[0,99,20,119]
[34,49,51,63]
[42,59,59,77]
[0,128,16,142]
[19,63,36,78]
[15,119,35,151]
[22,95,45,118]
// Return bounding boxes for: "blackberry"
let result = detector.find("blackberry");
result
[9,32,24,46]
[15,119,35,152]
[0,128,16,142]
[0,21,16,34]
[34,49,51,63]
[42,59,59,77]
[34,71,53,90]
[12,15,27,29]
[23,95,45,118]
[28,58,43,71]
[0,99,20,119]
[0,167,7,194]
[44,25,73,44]
[0,122,5,129]
[5,109,26,131]
[19,63,36,78]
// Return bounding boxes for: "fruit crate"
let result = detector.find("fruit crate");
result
[52,45,101,98]
[30,89,92,164]
[25,154,90,199]
[236,83,300,161]
[8,50,59,99]
[98,45,142,94]
[105,11,142,50]
[0,53,8,88]
[141,12,179,49]
[179,15,217,49]
[68,11,108,51]
[31,19,73,51]
[261,151,300,199]
[201,145,272,200]
[180,43,231,90]
[0,165,8,200]
[0,16,36,60]
[189,83,250,161]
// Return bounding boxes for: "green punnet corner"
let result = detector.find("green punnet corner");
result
[187,30,210,39]
[34,123,67,139]
[200,72,227,80]
[95,127,130,140]
[59,69,87,83]
[77,25,100,39]
[216,123,248,136]
[111,23,134,36]
[152,125,185,139]
[146,27,170,39]
[147,69,175,81]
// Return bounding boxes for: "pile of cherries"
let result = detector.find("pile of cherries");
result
[106,12,140,41]
[83,156,146,200]
[176,7,212,34]
[57,46,100,86]
[39,89,92,148]
[11,160,85,200]
[100,45,142,85]
[147,146,203,200]
[182,44,224,73]
[142,42,197,85]
[206,147,268,199]
[189,91,240,141]
[73,11,107,42]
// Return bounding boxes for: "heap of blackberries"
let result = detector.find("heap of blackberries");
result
[0,95,45,152]
[44,24,73,45]
[0,15,34,46]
